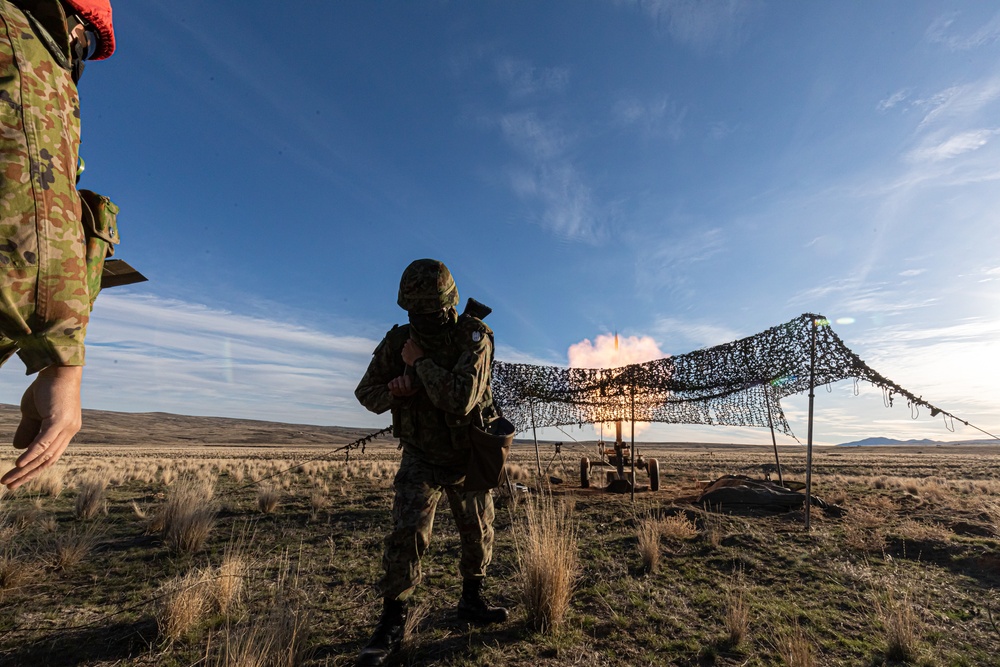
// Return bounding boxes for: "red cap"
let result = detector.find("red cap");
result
[62,0,114,60]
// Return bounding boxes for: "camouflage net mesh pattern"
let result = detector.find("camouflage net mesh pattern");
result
[493,313,953,437]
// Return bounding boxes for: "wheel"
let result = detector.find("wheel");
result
[647,458,660,492]
[580,457,591,488]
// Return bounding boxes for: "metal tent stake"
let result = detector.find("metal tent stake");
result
[630,369,636,503]
[764,384,784,485]
[805,317,817,530]
[529,398,543,480]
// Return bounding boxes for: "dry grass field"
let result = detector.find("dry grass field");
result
[2,407,1000,666]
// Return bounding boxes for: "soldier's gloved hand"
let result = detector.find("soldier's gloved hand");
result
[1,365,82,490]
[388,375,419,398]
[401,338,425,366]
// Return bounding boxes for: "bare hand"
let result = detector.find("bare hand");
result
[2,365,82,490]
[401,338,425,366]
[387,375,418,397]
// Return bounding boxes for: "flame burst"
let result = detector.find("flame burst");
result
[567,333,665,440]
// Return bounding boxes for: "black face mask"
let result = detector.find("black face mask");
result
[408,308,457,335]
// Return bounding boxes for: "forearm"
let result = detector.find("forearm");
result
[355,374,394,415]
[413,352,489,416]
[356,337,403,414]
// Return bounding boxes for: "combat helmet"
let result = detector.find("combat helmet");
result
[397,259,459,313]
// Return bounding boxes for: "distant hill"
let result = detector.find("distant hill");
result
[0,403,388,447]
[837,436,997,447]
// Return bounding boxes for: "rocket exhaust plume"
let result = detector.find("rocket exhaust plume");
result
[567,332,665,440]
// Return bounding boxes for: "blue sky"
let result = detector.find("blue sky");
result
[4,0,999,446]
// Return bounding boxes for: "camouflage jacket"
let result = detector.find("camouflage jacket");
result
[0,0,89,374]
[355,315,498,467]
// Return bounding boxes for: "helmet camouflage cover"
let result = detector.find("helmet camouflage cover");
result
[397,259,459,313]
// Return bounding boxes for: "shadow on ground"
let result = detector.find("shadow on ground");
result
[0,617,158,666]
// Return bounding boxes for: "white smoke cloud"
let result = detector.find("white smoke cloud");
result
[567,333,666,439]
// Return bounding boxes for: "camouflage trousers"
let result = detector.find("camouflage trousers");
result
[378,450,495,601]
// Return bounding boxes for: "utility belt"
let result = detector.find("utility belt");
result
[391,402,512,493]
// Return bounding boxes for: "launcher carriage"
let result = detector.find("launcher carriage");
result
[579,421,660,493]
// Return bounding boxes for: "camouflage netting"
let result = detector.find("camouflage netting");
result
[493,313,955,437]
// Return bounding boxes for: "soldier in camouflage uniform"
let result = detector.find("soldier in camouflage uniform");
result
[0,0,116,490]
[355,259,508,667]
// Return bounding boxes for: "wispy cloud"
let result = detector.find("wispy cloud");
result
[848,75,1000,283]
[508,164,602,241]
[499,111,570,161]
[650,316,742,350]
[877,89,910,113]
[636,226,727,294]
[495,57,570,98]
[914,79,1000,129]
[494,344,564,367]
[707,120,737,140]
[614,0,757,54]
[926,11,1000,51]
[612,95,686,140]
[907,128,998,163]
[494,106,607,242]
[850,317,1000,418]
[786,278,937,317]
[861,317,1000,345]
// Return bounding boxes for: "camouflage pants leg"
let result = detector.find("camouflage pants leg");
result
[378,455,445,601]
[443,484,494,582]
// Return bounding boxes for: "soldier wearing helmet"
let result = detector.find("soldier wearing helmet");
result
[355,259,508,666]
[0,0,119,490]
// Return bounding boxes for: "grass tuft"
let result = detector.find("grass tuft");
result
[257,485,281,514]
[156,569,209,643]
[210,551,248,617]
[160,478,217,555]
[207,555,309,666]
[774,621,814,667]
[74,472,108,520]
[636,514,662,573]
[0,548,39,602]
[723,573,750,647]
[27,466,65,498]
[517,495,578,633]
[50,525,101,571]
[402,599,431,651]
[876,586,921,662]
[661,513,699,542]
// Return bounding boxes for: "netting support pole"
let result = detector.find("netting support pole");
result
[805,317,817,530]
[529,398,543,481]
[630,368,636,503]
[764,384,784,486]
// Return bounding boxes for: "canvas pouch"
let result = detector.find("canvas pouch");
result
[463,412,515,493]
[79,188,120,306]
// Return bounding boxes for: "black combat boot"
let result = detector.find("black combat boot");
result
[357,598,408,667]
[457,578,509,624]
